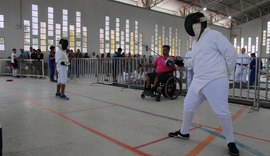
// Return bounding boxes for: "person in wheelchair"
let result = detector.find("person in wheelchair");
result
[144,45,175,95]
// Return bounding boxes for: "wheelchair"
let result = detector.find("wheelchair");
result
[141,72,182,102]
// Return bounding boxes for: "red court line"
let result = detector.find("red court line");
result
[61,105,116,114]
[6,88,151,156]
[186,106,246,156]
[70,90,270,143]
[134,126,201,149]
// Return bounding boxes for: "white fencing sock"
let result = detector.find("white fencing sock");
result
[180,111,194,134]
[217,114,235,144]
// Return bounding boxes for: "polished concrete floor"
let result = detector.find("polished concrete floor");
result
[0,77,269,156]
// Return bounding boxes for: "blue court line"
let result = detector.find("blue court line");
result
[199,126,266,156]
[68,91,266,156]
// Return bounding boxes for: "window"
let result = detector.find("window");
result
[24,20,31,50]
[32,38,39,49]
[154,25,158,55]
[62,9,68,37]
[120,31,125,50]
[48,39,54,49]
[251,45,255,53]
[40,22,47,52]
[169,27,172,47]
[111,30,115,53]
[256,37,259,52]
[267,22,270,37]
[158,36,162,55]
[262,30,266,46]
[82,26,87,52]
[266,38,270,54]
[241,38,244,49]
[151,35,154,56]
[116,18,120,42]
[76,11,81,39]
[172,38,175,56]
[0,14,4,28]
[130,32,134,55]
[69,25,75,50]
[105,16,110,41]
[139,33,143,55]
[162,26,165,45]
[125,19,130,53]
[0,37,5,50]
[55,23,61,45]
[32,4,39,35]
[48,7,54,37]
[233,38,237,48]
[175,29,178,56]
[100,29,104,53]
[248,37,251,52]
[134,21,139,54]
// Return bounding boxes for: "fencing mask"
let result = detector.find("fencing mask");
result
[59,39,69,50]
[184,12,207,38]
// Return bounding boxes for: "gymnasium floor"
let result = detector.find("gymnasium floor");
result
[0,77,269,156]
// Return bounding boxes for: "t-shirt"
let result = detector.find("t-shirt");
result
[154,56,174,74]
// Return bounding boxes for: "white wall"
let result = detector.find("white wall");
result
[0,0,230,59]
[232,14,270,57]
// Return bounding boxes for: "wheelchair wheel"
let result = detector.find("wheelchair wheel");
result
[141,93,145,99]
[164,76,182,99]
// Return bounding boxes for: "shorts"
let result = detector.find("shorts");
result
[57,68,68,84]
[147,72,173,84]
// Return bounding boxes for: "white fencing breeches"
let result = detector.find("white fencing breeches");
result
[180,77,235,143]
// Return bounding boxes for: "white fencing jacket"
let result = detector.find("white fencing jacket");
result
[55,48,69,71]
[190,27,237,94]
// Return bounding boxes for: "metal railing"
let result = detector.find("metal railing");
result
[1,57,269,108]
[0,59,45,78]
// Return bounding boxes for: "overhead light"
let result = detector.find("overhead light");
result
[228,16,232,19]
[203,7,207,11]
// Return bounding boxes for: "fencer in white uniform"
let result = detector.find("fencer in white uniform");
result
[234,48,250,83]
[168,12,239,156]
[55,39,70,100]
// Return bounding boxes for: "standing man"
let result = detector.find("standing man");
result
[168,12,239,156]
[235,48,250,84]
[112,48,123,83]
[249,53,262,86]
[49,46,56,82]
[55,39,70,100]
[11,48,19,78]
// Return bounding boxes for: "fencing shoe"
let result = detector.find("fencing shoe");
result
[168,130,190,139]
[228,142,239,156]
[60,94,69,100]
[55,93,61,97]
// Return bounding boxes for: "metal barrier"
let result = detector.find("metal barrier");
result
[229,57,270,109]
[70,57,270,108]
[70,57,155,88]
[1,57,269,108]
[0,59,45,78]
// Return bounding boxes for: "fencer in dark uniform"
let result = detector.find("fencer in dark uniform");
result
[168,12,239,156]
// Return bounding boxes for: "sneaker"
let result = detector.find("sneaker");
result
[60,94,69,100]
[168,130,190,139]
[50,79,57,82]
[228,142,239,156]
[55,93,61,97]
